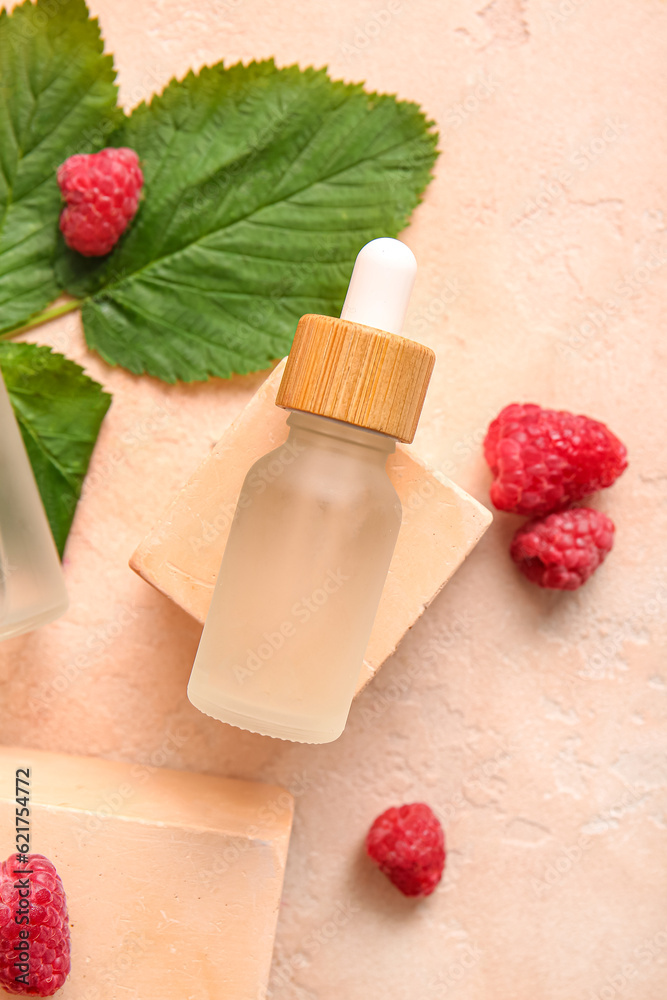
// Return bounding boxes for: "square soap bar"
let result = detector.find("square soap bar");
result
[0,745,293,1000]
[130,360,492,692]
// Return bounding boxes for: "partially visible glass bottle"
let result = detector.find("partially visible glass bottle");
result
[0,369,68,640]
[188,238,435,743]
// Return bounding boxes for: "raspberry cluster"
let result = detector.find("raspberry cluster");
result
[366,802,445,897]
[0,853,70,997]
[57,147,144,257]
[484,403,627,517]
[510,507,615,591]
[483,403,627,589]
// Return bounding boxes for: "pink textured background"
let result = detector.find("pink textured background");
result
[2,1,667,997]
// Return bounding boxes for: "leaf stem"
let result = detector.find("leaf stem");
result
[0,299,83,340]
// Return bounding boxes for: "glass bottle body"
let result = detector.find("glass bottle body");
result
[0,372,68,640]
[188,411,402,743]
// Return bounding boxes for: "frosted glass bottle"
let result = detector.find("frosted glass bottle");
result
[0,370,68,640]
[188,238,435,742]
[188,411,403,742]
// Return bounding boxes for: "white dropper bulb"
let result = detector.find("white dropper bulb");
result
[340,237,417,336]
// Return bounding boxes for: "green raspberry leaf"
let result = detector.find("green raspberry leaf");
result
[0,0,122,334]
[0,342,111,556]
[56,60,438,383]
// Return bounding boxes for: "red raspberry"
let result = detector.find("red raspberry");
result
[484,403,627,516]
[366,803,445,897]
[0,854,71,996]
[57,147,143,257]
[510,507,615,590]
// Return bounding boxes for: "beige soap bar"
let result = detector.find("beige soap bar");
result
[130,360,492,692]
[0,745,293,1000]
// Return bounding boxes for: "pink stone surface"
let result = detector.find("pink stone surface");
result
[1,2,666,998]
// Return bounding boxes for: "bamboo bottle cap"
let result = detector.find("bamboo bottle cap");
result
[275,313,435,444]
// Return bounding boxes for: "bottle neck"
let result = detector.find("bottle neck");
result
[285,410,397,459]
